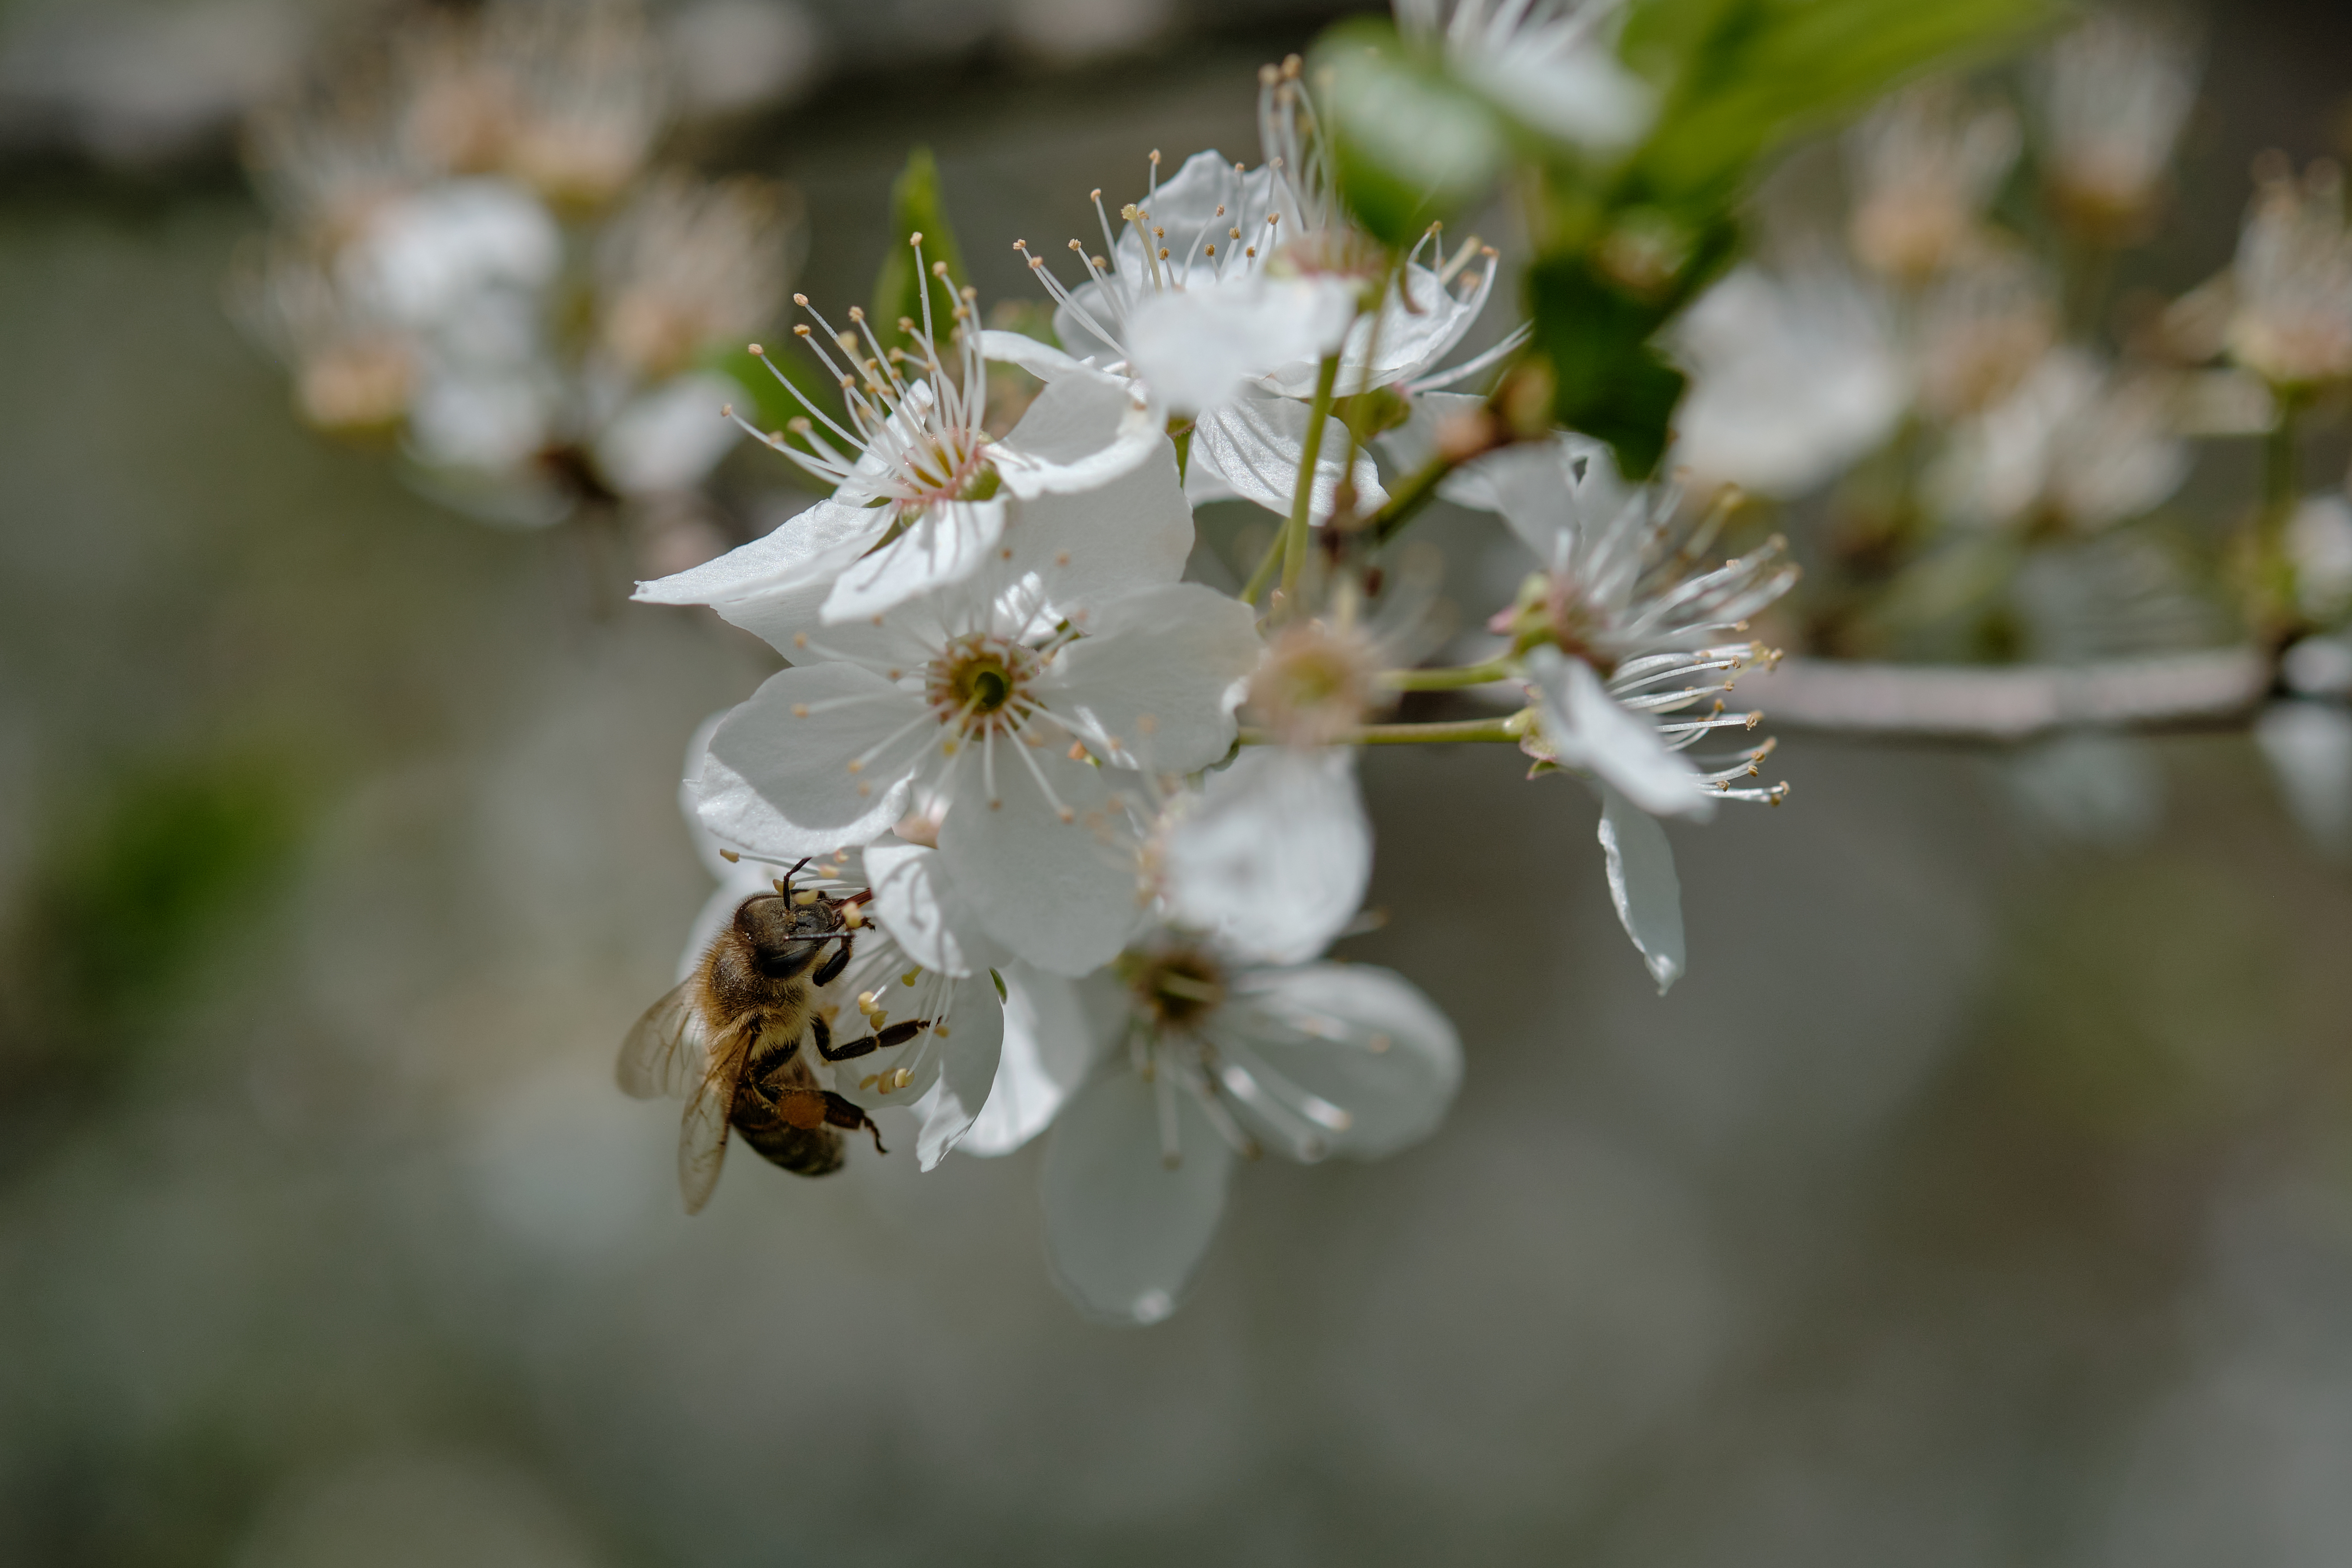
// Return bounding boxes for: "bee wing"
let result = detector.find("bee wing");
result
[617,981,708,1101]
[679,1030,752,1216]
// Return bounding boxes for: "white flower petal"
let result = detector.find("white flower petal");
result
[1002,444,1194,623]
[1443,433,1629,565]
[978,328,1095,383]
[962,962,1103,1157]
[819,500,1008,624]
[676,710,743,882]
[698,666,930,853]
[1189,390,1389,522]
[1525,646,1713,821]
[1041,1068,1234,1325]
[1162,747,1370,966]
[1595,780,1687,994]
[1049,278,1129,366]
[1216,962,1462,1159]
[864,841,1012,977]
[1127,276,1354,414]
[594,373,744,495]
[1042,582,1259,771]
[993,359,1162,499]
[938,753,1143,977]
[633,496,876,639]
[909,971,1008,1171]
[1378,388,1488,475]
[1262,263,1485,399]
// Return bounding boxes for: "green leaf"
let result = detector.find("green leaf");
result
[1621,0,2054,211]
[1315,20,1509,250]
[1525,221,1732,480]
[871,147,970,350]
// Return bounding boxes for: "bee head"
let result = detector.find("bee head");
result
[734,887,846,980]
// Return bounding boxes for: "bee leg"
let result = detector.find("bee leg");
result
[811,935,854,988]
[742,1030,801,1106]
[822,1092,887,1154]
[816,1018,930,1062]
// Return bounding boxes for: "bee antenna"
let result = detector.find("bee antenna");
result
[781,855,814,897]
[842,888,876,908]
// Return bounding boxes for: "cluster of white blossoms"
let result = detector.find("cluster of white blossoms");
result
[628,18,1800,1322]
[235,0,799,560]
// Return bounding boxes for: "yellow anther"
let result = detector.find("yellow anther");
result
[900,969,921,986]
[793,889,821,906]
[719,849,740,863]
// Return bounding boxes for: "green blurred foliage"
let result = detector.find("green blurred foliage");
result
[1618,0,2053,215]
[0,753,303,1130]
[1315,0,2055,480]
[869,146,970,351]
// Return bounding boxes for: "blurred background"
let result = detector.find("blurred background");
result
[6,0,2352,1563]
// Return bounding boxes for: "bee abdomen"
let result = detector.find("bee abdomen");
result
[729,1085,846,1178]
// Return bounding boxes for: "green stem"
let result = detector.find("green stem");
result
[1240,715,1528,746]
[2261,398,2300,521]
[2253,395,2303,639]
[1280,353,1344,609]
[1368,453,1458,546]
[1239,527,1286,607]
[1378,656,1514,691]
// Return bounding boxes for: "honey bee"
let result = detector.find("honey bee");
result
[618,859,932,1212]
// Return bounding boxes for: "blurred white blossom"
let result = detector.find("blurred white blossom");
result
[1674,262,1908,499]
[1845,80,2020,284]
[2033,8,2200,238]
[1393,0,1654,152]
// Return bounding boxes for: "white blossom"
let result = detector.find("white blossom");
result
[2223,159,2352,390]
[995,756,1459,1324]
[1431,435,1789,986]
[689,566,1261,978]
[636,267,1173,625]
[1844,79,2020,284]
[2032,8,2199,235]
[1926,348,2188,534]
[1015,58,1520,520]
